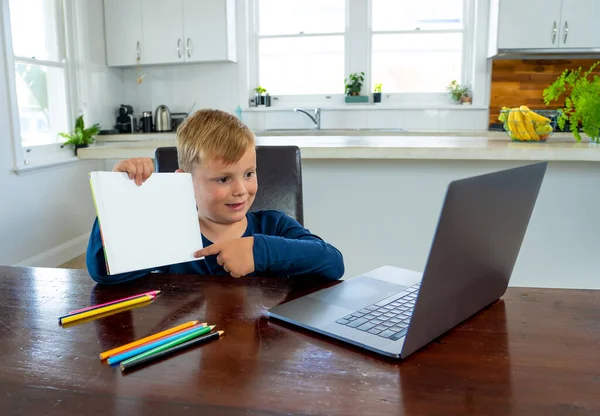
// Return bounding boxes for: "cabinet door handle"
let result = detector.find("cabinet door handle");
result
[177,38,182,58]
[563,21,568,44]
[186,38,192,58]
[551,21,557,44]
[136,41,141,60]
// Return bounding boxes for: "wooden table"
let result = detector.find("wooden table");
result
[0,266,598,415]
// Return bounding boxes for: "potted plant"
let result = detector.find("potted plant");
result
[373,83,382,103]
[344,72,368,103]
[254,86,267,106]
[446,80,471,104]
[543,60,600,143]
[59,115,100,156]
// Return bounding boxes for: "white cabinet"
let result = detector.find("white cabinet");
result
[103,0,143,66]
[141,0,185,65]
[495,0,562,50]
[489,0,600,56]
[182,0,236,63]
[103,0,236,67]
[559,0,600,49]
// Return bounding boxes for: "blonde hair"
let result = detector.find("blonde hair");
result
[176,109,255,172]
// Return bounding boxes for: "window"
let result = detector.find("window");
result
[5,0,71,151]
[255,0,346,95]
[251,0,472,104]
[371,0,465,93]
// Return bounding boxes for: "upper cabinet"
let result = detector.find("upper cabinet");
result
[488,0,600,56]
[104,0,143,66]
[103,0,236,67]
[558,0,600,49]
[182,0,237,63]
[140,0,186,65]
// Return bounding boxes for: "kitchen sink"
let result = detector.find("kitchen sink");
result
[254,128,406,136]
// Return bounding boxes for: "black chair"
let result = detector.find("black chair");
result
[154,146,304,225]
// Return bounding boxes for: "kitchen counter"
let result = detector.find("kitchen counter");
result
[77,131,600,289]
[78,133,600,162]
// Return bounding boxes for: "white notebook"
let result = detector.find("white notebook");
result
[89,171,203,275]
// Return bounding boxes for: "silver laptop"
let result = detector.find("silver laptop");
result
[268,162,547,358]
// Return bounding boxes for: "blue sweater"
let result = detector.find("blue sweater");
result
[86,210,344,284]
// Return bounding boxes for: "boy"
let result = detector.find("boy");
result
[86,109,344,284]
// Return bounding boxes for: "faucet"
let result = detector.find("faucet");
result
[294,108,321,130]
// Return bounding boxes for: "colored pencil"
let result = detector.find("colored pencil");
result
[69,290,160,315]
[120,330,224,372]
[99,320,200,360]
[119,326,218,371]
[58,294,157,322]
[59,294,155,325]
[107,324,213,365]
[61,299,155,329]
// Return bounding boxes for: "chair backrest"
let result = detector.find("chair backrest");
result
[154,146,304,225]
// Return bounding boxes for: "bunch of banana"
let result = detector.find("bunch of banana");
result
[499,105,552,141]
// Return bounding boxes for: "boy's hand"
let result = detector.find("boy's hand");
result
[194,237,255,278]
[113,158,154,186]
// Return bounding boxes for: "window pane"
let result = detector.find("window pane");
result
[15,63,69,147]
[372,0,463,31]
[372,33,462,93]
[259,36,344,95]
[258,0,345,35]
[8,0,61,61]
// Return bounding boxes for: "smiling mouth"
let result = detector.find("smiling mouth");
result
[225,201,246,210]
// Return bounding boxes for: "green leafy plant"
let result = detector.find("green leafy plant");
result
[446,80,470,103]
[543,61,600,142]
[254,86,267,94]
[374,83,382,93]
[344,72,365,96]
[59,115,100,147]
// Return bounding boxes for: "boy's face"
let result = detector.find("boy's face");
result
[191,146,258,225]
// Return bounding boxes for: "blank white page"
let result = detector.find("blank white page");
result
[89,171,203,275]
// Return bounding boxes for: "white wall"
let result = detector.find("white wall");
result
[302,159,600,289]
[0,0,123,267]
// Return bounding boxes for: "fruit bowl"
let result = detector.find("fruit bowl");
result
[499,106,558,142]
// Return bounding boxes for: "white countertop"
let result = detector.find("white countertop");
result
[77,132,600,162]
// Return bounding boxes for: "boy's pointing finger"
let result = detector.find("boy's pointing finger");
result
[194,244,221,258]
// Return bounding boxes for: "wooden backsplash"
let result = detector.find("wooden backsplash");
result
[488,59,600,126]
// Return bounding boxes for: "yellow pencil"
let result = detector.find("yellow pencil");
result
[59,294,155,325]
[61,299,155,329]
[99,320,200,360]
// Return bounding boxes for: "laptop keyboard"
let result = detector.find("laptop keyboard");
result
[335,282,421,341]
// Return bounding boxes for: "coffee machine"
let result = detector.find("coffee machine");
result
[115,104,135,133]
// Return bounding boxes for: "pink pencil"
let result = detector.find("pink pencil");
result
[68,290,161,315]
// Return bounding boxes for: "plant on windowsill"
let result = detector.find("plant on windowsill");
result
[373,83,382,103]
[254,86,267,106]
[542,60,600,143]
[344,72,368,103]
[59,115,100,156]
[446,80,471,104]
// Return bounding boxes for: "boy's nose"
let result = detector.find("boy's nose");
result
[231,179,248,196]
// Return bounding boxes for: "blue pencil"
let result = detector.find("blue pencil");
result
[107,324,208,365]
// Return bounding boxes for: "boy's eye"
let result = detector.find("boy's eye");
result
[216,177,230,184]
[245,171,256,179]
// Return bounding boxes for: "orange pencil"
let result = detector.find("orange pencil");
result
[99,320,200,360]
[104,322,208,358]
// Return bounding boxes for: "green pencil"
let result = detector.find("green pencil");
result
[119,324,215,369]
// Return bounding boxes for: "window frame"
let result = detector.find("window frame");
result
[248,0,476,108]
[1,0,81,173]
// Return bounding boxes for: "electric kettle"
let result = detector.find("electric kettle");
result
[155,105,172,132]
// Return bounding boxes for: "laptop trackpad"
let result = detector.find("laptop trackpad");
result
[308,276,406,310]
